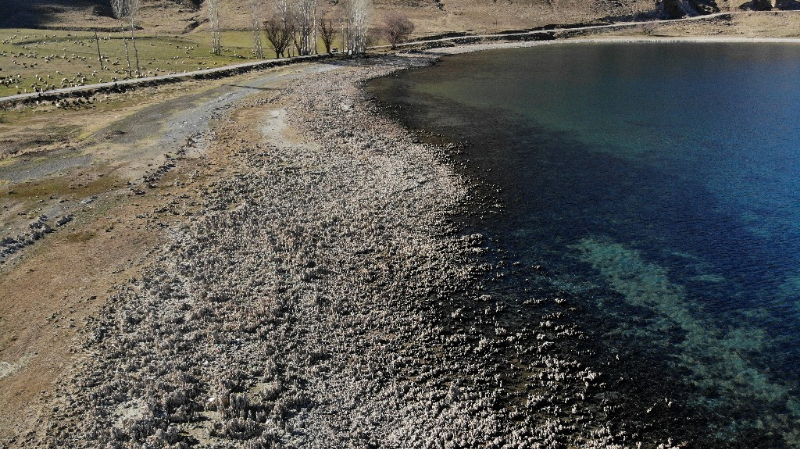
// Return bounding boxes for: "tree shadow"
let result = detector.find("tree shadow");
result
[225,84,275,92]
[0,0,111,29]
[777,0,800,9]
[738,0,773,11]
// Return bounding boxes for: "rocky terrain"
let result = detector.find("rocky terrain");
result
[18,56,678,448]
[4,6,800,446]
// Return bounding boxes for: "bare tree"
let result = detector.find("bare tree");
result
[291,24,302,57]
[264,15,293,58]
[639,22,657,36]
[295,0,317,55]
[124,37,132,77]
[93,30,105,70]
[249,0,265,58]
[129,0,141,77]
[381,12,414,49]
[312,1,318,54]
[111,0,141,77]
[344,0,370,55]
[208,0,222,55]
[340,15,346,55]
[110,0,128,19]
[318,17,337,53]
[111,0,131,75]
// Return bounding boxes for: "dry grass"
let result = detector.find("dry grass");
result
[0,29,283,97]
[2,0,798,98]
[657,10,800,37]
[597,10,800,38]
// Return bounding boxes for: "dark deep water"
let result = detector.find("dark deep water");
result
[367,43,800,447]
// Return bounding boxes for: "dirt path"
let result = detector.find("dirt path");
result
[0,62,338,446]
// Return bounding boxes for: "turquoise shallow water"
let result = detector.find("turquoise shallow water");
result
[368,43,800,446]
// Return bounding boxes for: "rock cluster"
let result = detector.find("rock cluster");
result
[0,213,72,263]
[43,57,661,448]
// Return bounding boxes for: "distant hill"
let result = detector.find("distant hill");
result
[0,0,785,35]
[0,0,197,31]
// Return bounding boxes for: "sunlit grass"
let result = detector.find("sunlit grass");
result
[0,28,291,98]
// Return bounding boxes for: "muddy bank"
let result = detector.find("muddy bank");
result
[37,56,667,448]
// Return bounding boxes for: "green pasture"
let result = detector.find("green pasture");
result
[0,28,345,98]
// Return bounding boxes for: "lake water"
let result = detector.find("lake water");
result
[367,43,800,447]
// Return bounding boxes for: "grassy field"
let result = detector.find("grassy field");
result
[3,10,800,99]
[0,28,348,97]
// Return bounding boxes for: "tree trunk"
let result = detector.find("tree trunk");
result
[94,30,105,70]
[312,3,317,54]
[124,38,132,78]
[130,19,141,77]
[209,0,222,55]
[250,1,264,58]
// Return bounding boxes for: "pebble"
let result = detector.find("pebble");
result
[40,56,664,449]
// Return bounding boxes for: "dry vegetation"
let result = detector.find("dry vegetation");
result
[1,0,799,98]
[647,9,800,36]
[0,30,288,97]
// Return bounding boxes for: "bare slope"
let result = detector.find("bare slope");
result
[1,0,791,37]
[0,0,666,35]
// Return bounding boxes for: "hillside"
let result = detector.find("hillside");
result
[0,0,785,36]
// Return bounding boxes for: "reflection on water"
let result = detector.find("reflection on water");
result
[368,43,800,447]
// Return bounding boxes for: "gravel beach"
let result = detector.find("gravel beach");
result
[35,55,669,448]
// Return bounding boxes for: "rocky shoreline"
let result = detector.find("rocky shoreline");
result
[38,56,666,448]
